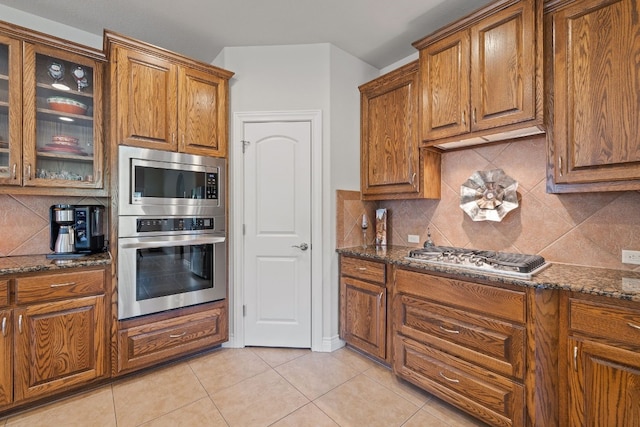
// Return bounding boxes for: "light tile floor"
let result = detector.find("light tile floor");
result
[0,346,489,427]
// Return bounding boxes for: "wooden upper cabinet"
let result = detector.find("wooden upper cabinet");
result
[178,66,228,157]
[0,33,22,187]
[415,0,543,148]
[547,0,640,191]
[107,31,233,158]
[360,61,440,200]
[419,31,470,140]
[470,1,536,131]
[114,47,179,151]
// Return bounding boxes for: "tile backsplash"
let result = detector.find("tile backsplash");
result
[337,135,640,271]
[0,194,108,256]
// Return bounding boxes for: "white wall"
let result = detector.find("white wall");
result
[215,43,377,350]
[0,4,102,49]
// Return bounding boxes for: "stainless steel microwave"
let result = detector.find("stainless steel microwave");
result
[118,146,226,217]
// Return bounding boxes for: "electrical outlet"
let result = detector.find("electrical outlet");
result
[622,250,640,265]
[408,234,420,244]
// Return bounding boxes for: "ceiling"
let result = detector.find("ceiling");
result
[0,0,492,69]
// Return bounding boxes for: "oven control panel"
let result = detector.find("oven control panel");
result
[136,217,215,232]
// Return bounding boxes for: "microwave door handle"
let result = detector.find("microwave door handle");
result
[120,236,226,250]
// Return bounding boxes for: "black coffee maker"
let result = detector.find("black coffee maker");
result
[49,204,106,255]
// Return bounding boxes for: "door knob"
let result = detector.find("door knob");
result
[292,243,309,251]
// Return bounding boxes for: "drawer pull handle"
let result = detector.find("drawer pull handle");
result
[628,322,640,331]
[357,267,367,271]
[439,325,460,334]
[169,332,186,338]
[18,314,23,334]
[1,317,6,337]
[439,372,460,383]
[50,282,75,288]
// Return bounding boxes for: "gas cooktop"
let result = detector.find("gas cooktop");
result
[406,244,549,279]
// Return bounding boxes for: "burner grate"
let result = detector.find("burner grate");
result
[407,245,547,276]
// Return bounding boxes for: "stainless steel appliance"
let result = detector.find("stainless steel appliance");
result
[407,243,549,279]
[49,204,105,255]
[118,145,223,217]
[117,147,227,320]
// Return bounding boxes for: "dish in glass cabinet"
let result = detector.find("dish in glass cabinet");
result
[46,97,88,115]
[460,168,518,222]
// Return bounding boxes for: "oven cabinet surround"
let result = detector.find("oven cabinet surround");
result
[339,255,390,362]
[0,21,106,195]
[115,300,227,375]
[413,0,544,149]
[104,30,234,158]
[0,267,108,411]
[561,293,640,425]
[359,60,441,200]
[545,0,640,193]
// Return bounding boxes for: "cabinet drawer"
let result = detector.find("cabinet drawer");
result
[16,269,105,304]
[569,298,640,348]
[0,279,8,307]
[118,305,227,373]
[395,294,525,379]
[396,268,525,323]
[340,256,385,284]
[394,334,525,427]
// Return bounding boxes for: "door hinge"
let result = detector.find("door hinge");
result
[242,305,246,317]
[241,140,250,153]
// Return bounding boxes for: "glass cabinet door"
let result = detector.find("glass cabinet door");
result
[22,43,103,189]
[0,34,21,186]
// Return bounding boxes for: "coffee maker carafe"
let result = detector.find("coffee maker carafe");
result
[50,204,75,254]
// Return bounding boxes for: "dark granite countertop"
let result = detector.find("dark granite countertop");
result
[337,246,640,302]
[0,252,112,276]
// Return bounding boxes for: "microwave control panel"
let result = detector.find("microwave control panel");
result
[137,217,214,233]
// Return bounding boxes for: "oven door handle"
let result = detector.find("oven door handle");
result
[120,235,226,249]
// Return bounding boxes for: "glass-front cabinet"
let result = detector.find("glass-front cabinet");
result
[22,43,104,189]
[0,34,21,186]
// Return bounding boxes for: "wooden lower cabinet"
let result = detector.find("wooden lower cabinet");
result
[117,302,227,374]
[0,308,11,407]
[393,268,527,427]
[339,256,388,362]
[13,295,106,401]
[564,294,640,426]
[0,267,109,412]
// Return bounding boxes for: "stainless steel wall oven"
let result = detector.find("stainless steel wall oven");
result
[117,146,226,319]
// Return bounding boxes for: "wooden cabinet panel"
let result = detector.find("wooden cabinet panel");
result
[178,66,227,157]
[115,46,179,151]
[117,304,227,373]
[395,268,526,323]
[0,309,11,407]
[340,256,385,284]
[13,295,106,401]
[0,33,22,187]
[360,61,440,200]
[0,279,8,307]
[339,276,386,360]
[549,0,640,189]
[395,294,525,379]
[415,0,542,148]
[15,269,104,305]
[470,0,536,130]
[419,31,470,140]
[395,334,525,427]
[568,337,640,426]
[569,298,640,348]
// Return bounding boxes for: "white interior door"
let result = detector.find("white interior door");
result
[243,120,312,348]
